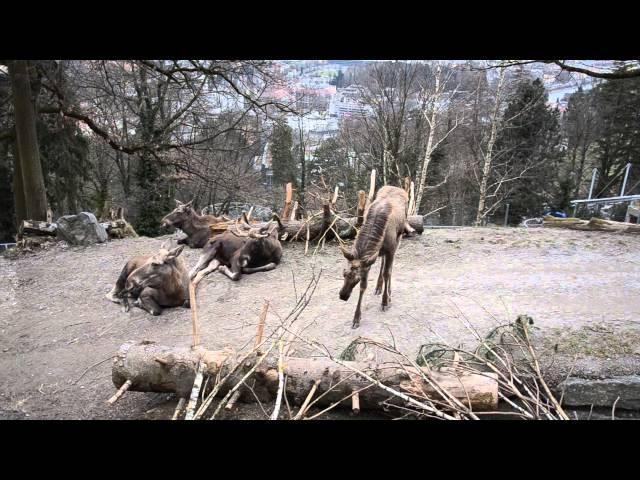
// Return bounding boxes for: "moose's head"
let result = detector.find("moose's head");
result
[124,242,185,296]
[161,199,194,229]
[338,246,374,301]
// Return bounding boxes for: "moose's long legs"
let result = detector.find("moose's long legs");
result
[381,254,394,311]
[242,262,278,274]
[193,259,221,285]
[353,271,369,329]
[374,255,385,295]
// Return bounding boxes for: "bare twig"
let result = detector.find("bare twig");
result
[107,380,132,405]
[184,361,205,420]
[270,340,286,420]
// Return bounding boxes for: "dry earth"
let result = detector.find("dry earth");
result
[1,226,639,419]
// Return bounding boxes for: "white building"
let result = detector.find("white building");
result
[286,111,339,141]
[329,85,373,118]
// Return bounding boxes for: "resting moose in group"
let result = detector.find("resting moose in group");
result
[161,199,229,248]
[339,186,408,328]
[106,241,190,316]
[189,214,283,283]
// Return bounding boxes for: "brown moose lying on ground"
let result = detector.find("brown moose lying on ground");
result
[189,215,283,283]
[161,199,229,249]
[106,241,190,316]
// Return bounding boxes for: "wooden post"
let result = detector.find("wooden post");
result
[254,301,269,355]
[367,169,376,208]
[189,282,200,349]
[282,183,293,220]
[356,191,366,227]
[321,204,332,241]
[331,186,339,210]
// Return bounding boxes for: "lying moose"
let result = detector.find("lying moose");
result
[106,241,190,316]
[189,215,282,283]
[161,199,229,248]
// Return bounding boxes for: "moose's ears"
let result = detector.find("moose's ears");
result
[340,245,355,261]
[167,245,185,259]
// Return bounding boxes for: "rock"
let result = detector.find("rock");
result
[56,212,108,246]
[559,376,640,410]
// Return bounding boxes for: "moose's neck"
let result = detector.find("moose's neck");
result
[179,212,204,234]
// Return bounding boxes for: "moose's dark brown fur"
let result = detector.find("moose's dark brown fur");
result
[339,186,408,328]
[106,242,190,316]
[189,217,282,282]
[161,199,229,248]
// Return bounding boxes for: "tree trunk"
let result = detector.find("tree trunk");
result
[415,64,443,213]
[12,142,27,230]
[475,67,506,227]
[8,60,48,222]
[111,341,499,412]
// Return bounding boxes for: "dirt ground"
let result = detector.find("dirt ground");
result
[1,226,639,420]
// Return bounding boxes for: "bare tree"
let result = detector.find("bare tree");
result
[414,62,462,212]
[354,62,419,186]
[474,66,506,226]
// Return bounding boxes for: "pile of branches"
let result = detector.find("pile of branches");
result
[207,171,425,249]
[412,314,570,420]
[107,267,569,420]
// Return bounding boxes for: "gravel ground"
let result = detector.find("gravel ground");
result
[1,226,639,420]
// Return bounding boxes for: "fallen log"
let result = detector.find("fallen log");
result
[101,219,138,239]
[111,341,498,412]
[18,216,138,241]
[543,216,640,233]
[209,214,424,241]
[19,220,57,237]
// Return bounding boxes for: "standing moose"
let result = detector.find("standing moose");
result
[161,199,229,248]
[339,186,408,328]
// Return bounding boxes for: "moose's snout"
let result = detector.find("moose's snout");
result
[339,289,351,301]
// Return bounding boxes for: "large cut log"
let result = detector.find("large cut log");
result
[18,220,57,237]
[111,341,498,412]
[543,216,640,233]
[100,219,139,239]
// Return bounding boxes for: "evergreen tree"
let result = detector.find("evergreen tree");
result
[591,73,640,197]
[494,79,563,221]
[38,117,89,216]
[270,123,297,187]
